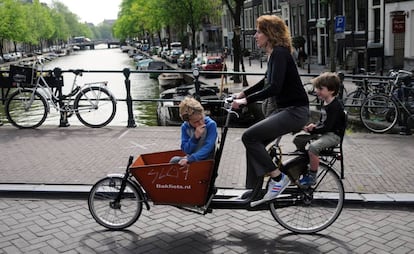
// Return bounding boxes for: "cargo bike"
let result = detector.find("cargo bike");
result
[88,98,345,234]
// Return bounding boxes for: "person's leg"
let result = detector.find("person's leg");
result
[301,133,340,186]
[243,115,285,188]
[243,106,309,186]
[249,106,309,206]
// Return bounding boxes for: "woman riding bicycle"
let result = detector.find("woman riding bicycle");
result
[231,15,309,206]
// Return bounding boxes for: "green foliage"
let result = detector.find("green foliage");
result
[114,0,221,46]
[292,36,306,49]
[0,0,99,50]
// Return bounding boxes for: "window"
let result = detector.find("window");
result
[319,2,327,18]
[263,0,271,13]
[356,0,366,31]
[310,0,317,20]
[272,0,281,12]
[344,0,352,31]
[374,8,380,42]
[344,0,367,32]
[292,7,298,35]
[300,5,306,34]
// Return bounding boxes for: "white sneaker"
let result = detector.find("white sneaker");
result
[250,174,290,207]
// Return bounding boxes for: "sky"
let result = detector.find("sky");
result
[41,0,122,25]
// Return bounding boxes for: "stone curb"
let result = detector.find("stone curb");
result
[1,184,413,206]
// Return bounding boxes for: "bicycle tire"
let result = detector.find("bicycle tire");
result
[5,89,48,129]
[343,90,365,116]
[360,94,398,133]
[74,86,117,128]
[269,162,344,234]
[88,176,143,230]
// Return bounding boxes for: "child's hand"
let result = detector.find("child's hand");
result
[178,158,188,166]
[194,124,206,139]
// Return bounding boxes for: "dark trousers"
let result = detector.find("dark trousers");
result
[242,106,309,188]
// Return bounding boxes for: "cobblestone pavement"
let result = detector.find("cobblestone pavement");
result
[1,57,414,253]
[0,198,413,253]
[1,126,413,195]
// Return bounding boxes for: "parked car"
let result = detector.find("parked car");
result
[167,49,182,63]
[191,56,205,69]
[177,53,192,69]
[160,47,170,59]
[200,56,224,77]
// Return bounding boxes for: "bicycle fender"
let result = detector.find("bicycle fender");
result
[106,174,150,211]
[80,85,117,104]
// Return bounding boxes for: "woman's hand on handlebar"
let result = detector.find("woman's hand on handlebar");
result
[231,98,247,109]
[232,92,246,99]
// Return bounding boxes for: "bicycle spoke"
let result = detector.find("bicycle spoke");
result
[360,95,398,133]
[269,164,344,234]
[74,87,116,127]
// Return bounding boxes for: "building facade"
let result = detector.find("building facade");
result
[220,0,414,73]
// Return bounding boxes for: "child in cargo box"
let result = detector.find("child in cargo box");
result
[169,97,218,166]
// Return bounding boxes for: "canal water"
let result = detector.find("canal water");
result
[30,44,160,127]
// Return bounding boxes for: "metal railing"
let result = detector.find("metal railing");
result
[0,67,396,128]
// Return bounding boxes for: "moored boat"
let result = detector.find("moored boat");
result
[157,73,184,90]
[156,84,223,126]
[148,61,170,79]
[136,58,154,70]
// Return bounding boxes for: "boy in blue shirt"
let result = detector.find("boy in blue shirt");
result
[170,97,218,166]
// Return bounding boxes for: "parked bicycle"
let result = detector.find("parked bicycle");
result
[88,97,345,234]
[5,57,117,128]
[360,69,414,133]
[343,70,391,116]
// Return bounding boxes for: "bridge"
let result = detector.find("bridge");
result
[70,38,121,50]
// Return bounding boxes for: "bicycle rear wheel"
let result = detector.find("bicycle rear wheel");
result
[360,94,398,133]
[269,163,344,234]
[88,176,143,230]
[74,86,116,128]
[5,89,48,129]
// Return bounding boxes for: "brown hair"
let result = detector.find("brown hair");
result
[256,15,293,52]
[179,97,204,121]
[311,72,341,96]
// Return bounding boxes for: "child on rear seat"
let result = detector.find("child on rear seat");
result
[293,72,346,186]
[169,97,217,166]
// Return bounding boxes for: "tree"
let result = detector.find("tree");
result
[0,0,27,55]
[321,0,336,72]
[223,0,243,83]
[164,0,221,58]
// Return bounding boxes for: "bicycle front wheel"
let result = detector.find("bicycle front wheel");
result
[74,86,117,128]
[269,163,344,234]
[360,95,398,133]
[88,176,143,230]
[5,89,48,129]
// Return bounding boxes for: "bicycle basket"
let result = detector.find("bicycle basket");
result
[130,150,215,206]
[9,65,36,86]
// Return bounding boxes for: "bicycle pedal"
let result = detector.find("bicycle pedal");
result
[250,198,270,207]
